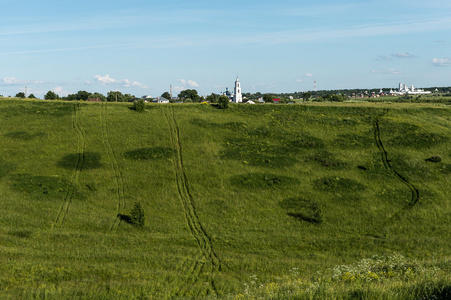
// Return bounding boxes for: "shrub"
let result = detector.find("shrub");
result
[130,202,145,227]
[279,197,322,224]
[131,99,145,112]
[218,95,229,109]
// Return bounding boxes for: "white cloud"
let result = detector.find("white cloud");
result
[94,74,117,84]
[1,77,47,86]
[53,86,70,97]
[371,68,402,75]
[296,79,303,83]
[1,77,22,85]
[431,58,451,66]
[306,73,313,77]
[93,75,148,89]
[392,52,415,58]
[123,79,149,89]
[177,78,199,89]
[187,80,199,88]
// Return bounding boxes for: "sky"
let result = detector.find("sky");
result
[1,0,450,98]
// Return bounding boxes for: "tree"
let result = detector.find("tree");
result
[107,91,124,102]
[130,202,145,227]
[218,95,230,109]
[302,92,312,102]
[15,92,25,98]
[263,94,274,103]
[206,93,218,103]
[90,92,106,102]
[76,90,90,101]
[44,90,58,100]
[130,99,145,112]
[161,92,171,100]
[178,89,200,102]
[123,94,135,102]
[28,94,36,99]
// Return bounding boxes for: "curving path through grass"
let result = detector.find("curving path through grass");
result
[100,103,126,231]
[165,106,222,297]
[54,103,86,227]
[373,115,420,208]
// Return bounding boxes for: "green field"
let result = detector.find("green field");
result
[0,99,450,299]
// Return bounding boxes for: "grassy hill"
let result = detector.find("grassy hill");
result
[0,99,450,299]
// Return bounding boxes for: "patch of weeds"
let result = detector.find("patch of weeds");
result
[4,131,46,141]
[8,230,33,238]
[124,147,173,160]
[390,154,434,179]
[0,158,15,178]
[279,197,322,224]
[333,133,374,148]
[224,122,245,130]
[287,132,325,149]
[305,151,346,168]
[425,155,442,163]
[220,137,298,168]
[378,188,409,203]
[11,174,71,200]
[1,102,75,118]
[438,164,451,174]
[247,126,273,138]
[378,120,419,135]
[85,182,97,192]
[388,132,448,148]
[332,117,359,126]
[231,173,299,189]
[190,118,218,128]
[57,152,103,170]
[314,177,366,193]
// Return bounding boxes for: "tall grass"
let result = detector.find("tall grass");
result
[0,99,450,299]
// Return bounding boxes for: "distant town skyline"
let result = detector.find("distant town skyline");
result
[1,0,451,98]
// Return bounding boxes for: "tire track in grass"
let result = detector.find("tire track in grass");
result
[100,103,126,231]
[373,115,420,208]
[165,106,221,297]
[54,103,85,227]
[173,254,219,297]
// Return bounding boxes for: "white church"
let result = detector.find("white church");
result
[223,77,243,103]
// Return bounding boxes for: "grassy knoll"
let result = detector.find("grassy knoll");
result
[0,98,450,299]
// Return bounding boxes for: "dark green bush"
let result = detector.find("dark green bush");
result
[218,95,229,109]
[279,197,322,224]
[131,99,145,112]
[130,202,145,227]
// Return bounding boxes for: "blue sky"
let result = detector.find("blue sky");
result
[1,0,450,98]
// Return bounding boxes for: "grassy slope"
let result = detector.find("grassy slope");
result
[0,99,450,299]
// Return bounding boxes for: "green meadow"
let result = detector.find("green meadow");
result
[0,99,450,299]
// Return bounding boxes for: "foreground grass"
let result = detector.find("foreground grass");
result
[0,99,450,299]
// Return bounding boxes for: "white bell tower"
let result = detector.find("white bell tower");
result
[233,77,242,103]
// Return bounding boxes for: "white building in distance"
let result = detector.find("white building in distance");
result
[233,77,242,103]
[390,83,431,95]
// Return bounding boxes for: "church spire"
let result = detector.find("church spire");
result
[233,76,242,103]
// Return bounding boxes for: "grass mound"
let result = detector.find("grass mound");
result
[333,133,374,148]
[220,137,298,168]
[230,173,299,189]
[11,173,71,199]
[4,131,47,140]
[388,132,448,148]
[57,152,103,170]
[279,197,322,224]
[0,158,15,178]
[305,150,347,168]
[314,176,366,193]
